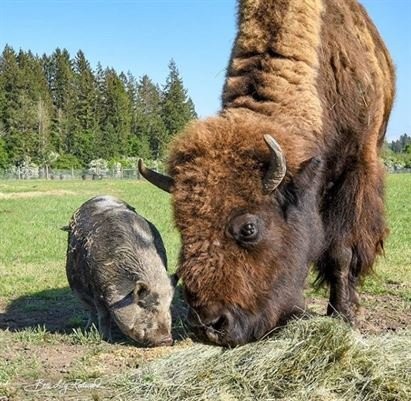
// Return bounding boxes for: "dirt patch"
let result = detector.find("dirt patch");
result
[6,343,83,376]
[93,339,193,374]
[307,293,411,334]
[0,190,76,200]
[0,292,409,400]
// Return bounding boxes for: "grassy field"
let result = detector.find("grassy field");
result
[0,174,410,400]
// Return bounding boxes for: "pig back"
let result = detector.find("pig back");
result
[66,195,168,301]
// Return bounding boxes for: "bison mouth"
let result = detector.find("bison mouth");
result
[187,304,276,347]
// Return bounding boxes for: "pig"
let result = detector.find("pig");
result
[64,195,174,346]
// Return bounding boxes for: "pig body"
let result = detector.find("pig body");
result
[65,195,173,346]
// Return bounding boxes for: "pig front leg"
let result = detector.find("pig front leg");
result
[94,298,112,341]
[85,311,98,330]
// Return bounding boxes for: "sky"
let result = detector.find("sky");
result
[0,0,409,140]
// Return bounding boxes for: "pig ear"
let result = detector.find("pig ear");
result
[135,281,149,299]
[170,273,179,288]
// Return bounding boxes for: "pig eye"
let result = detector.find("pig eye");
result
[228,213,262,247]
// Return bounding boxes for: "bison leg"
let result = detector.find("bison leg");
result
[327,247,353,321]
[318,161,386,323]
[318,245,358,323]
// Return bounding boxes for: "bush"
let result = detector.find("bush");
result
[107,156,138,169]
[0,138,9,169]
[51,154,83,170]
[88,159,108,176]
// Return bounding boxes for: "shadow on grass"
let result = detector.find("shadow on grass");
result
[0,284,191,342]
[0,287,86,334]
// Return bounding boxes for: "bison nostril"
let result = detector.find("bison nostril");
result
[209,315,228,332]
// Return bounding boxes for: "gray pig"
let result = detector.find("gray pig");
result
[65,195,174,346]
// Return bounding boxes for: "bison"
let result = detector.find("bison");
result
[65,195,174,346]
[139,0,395,346]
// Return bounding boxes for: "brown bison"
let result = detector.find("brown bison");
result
[139,0,395,346]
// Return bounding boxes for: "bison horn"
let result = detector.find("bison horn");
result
[262,134,287,193]
[138,159,174,193]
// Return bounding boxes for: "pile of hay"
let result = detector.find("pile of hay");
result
[119,317,410,401]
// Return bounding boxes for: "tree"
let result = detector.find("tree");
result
[47,48,75,154]
[134,75,167,159]
[161,59,197,142]
[0,45,24,163]
[0,137,9,169]
[51,153,82,170]
[389,134,411,153]
[69,50,98,163]
[97,68,132,159]
[0,47,53,164]
[0,45,198,168]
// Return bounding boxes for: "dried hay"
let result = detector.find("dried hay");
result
[119,317,410,401]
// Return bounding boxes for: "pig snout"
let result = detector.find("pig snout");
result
[148,335,173,347]
[144,323,174,347]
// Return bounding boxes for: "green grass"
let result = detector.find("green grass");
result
[0,175,410,400]
[0,175,409,299]
[369,174,411,298]
[0,179,180,299]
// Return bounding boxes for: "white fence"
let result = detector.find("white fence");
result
[0,167,148,180]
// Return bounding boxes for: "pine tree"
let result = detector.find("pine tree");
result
[0,45,20,163]
[97,68,131,159]
[70,50,98,164]
[0,47,53,164]
[389,134,411,153]
[161,59,197,142]
[134,75,167,159]
[0,45,198,168]
[47,48,75,154]
[123,71,152,159]
[0,138,8,169]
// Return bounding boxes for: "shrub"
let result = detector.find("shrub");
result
[51,154,83,170]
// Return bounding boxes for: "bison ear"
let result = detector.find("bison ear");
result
[277,156,322,215]
[293,156,322,189]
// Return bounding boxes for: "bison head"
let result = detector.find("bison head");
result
[140,111,324,346]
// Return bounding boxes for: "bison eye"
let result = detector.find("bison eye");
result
[228,213,262,247]
[240,223,257,239]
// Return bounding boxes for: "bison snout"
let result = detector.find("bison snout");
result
[204,314,231,345]
[188,305,253,346]
[206,313,230,333]
[188,307,235,345]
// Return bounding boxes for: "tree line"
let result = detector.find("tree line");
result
[0,45,197,170]
[383,134,411,170]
